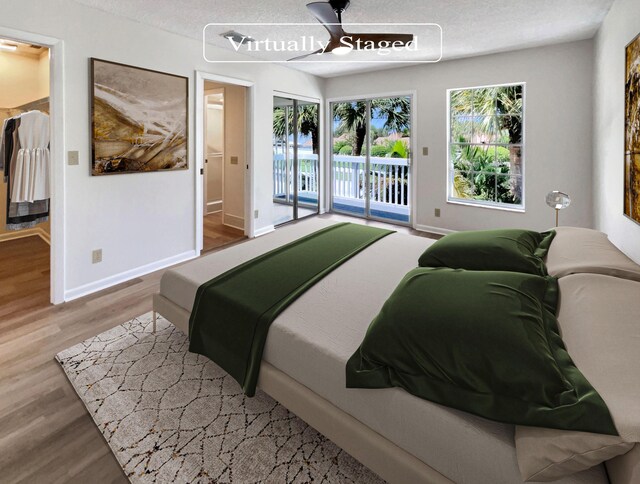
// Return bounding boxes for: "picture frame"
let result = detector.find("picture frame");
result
[90,58,189,175]
[624,33,640,224]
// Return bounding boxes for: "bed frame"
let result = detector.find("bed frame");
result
[152,293,452,484]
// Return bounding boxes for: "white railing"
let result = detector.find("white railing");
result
[332,155,409,206]
[272,153,410,207]
[273,153,319,202]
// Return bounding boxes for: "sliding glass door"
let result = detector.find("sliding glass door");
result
[331,96,412,224]
[272,96,320,226]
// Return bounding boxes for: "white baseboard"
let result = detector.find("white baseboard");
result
[414,224,455,236]
[64,250,198,302]
[0,227,50,245]
[223,213,244,230]
[206,200,222,214]
[254,224,275,238]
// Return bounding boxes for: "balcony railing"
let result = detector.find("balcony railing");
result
[332,155,409,206]
[273,153,410,222]
[273,154,319,204]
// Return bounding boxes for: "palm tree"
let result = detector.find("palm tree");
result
[273,104,319,154]
[333,97,410,156]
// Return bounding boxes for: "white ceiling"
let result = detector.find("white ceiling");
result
[72,0,614,78]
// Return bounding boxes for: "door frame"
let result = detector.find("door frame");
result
[0,27,65,304]
[195,71,254,252]
[273,90,323,220]
[325,90,418,228]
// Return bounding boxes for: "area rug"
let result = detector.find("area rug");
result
[56,313,384,483]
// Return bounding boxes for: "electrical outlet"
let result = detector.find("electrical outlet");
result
[68,151,79,165]
[434,208,441,217]
[92,249,102,264]
[254,209,259,219]
[230,156,239,165]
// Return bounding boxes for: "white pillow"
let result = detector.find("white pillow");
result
[515,426,632,481]
[545,227,640,281]
[515,273,640,481]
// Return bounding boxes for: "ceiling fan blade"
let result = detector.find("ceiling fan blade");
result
[347,32,414,48]
[288,48,329,61]
[306,2,344,39]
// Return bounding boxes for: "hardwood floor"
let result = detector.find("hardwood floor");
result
[0,235,151,483]
[0,236,51,321]
[202,212,246,253]
[0,214,439,483]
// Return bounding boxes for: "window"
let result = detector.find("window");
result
[448,84,524,210]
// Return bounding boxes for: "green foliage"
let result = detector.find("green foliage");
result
[339,145,353,155]
[449,85,523,204]
[333,97,411,156]
[450,139,520,204]
[333,140,350,154]
[370,145,389,157]
[387,140,409,158]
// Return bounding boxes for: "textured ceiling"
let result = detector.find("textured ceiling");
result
[72,0,614,77]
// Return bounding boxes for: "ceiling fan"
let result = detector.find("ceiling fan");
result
[289,0,414,61]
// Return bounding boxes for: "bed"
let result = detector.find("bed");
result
[153,218,640,483]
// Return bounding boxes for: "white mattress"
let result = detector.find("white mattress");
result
[159,218,607,484]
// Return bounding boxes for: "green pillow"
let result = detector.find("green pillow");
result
[418,229,555,275]
[346,268,616,435]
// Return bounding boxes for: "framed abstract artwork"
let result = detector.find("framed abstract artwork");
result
[90,58,188,175]
[625,33,640,223]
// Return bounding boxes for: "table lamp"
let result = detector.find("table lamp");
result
[545,191,571,227]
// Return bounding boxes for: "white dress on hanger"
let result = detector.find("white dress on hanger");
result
[11,110,50,203]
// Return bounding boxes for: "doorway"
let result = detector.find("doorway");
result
[272,95,320,226]
[330,95,413,225]
[201,80,247,252]
[0,38,52,311]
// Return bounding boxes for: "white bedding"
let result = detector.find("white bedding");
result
[159,218,607,484]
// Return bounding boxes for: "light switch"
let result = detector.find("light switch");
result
[230,156,239,165]
[422,147,429,156]
[68,150,79,165]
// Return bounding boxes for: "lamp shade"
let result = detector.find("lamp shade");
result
[545,191,571,210]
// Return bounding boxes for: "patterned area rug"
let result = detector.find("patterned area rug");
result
[56,313,384,483]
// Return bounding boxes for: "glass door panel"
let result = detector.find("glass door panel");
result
[272,96,320,226]
[331,101,367,217]
[273,97,294,225]
[368,96,411,223]
[296,100,320,219]
[331,96,412,224]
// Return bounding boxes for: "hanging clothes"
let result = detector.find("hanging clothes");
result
[11,110,50,203]
[2,110,50,230]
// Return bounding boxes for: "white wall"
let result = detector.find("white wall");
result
[325,40,595,233]
[1,0,324,299]
[593,0,640,263]
[0,49,48,107]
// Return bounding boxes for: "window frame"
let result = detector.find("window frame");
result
[446,82,526,212]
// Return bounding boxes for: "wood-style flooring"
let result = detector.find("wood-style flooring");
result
[202,212,246,253]
[0,215,439,483]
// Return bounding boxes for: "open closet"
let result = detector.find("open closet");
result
[0,39,51,312]
[201,80,247,252]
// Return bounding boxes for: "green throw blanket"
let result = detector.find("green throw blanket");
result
[189,222,395,396]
